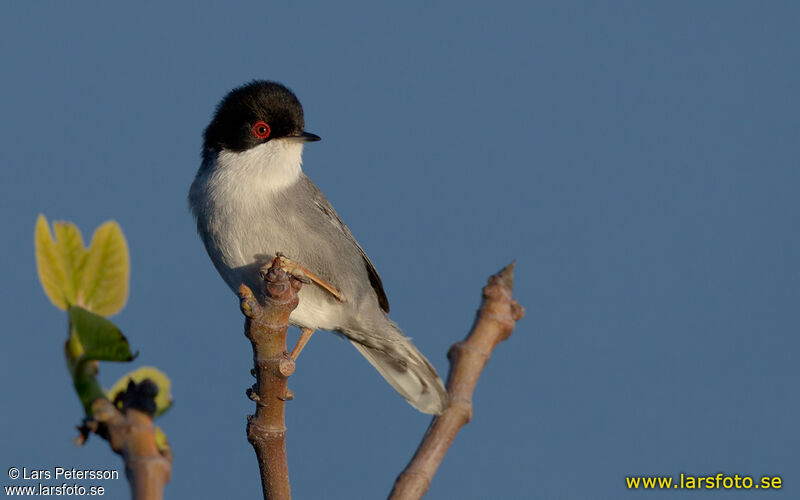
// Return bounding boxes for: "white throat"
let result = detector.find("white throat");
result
[213,139,304,194]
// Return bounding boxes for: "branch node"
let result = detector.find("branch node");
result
[279,388,295,401]
[511,300,526,321]
[247,387,260,402]
[247,420,288,441]
[278,357,296,377]
[448,396,474,423]
[448,340,490,363]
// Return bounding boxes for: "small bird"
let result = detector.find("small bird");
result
[189,80,448,414]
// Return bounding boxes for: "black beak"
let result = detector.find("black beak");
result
[288,131,321,143]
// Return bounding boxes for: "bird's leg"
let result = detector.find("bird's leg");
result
[291,328,315,360]
[276,254,345,302]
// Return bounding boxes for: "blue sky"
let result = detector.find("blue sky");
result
[1,2,798,498]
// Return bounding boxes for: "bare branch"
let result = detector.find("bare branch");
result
[388,262,525,500]
[239,257,303,500]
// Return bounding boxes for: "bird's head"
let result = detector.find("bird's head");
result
[203,80,320,158]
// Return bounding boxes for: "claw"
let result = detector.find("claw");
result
[276,255,344,302]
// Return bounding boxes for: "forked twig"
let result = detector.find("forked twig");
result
[239,259,524,500]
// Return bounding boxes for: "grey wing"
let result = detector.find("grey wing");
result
[307,179,391,313]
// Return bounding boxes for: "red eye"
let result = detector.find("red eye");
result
[251,121,271,139]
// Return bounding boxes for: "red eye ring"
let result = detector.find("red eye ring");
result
[251,121,271,139]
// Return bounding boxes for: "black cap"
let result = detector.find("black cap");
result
[203,80,320,157]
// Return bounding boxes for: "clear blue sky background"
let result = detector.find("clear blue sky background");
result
[1,2,798,499]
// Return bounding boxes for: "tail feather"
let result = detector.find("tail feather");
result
[349,337,448,415]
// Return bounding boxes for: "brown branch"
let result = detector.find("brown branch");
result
[239,258,302,500]
[78,380,172,500]
[388,262,525,500]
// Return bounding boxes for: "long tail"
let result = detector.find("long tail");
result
[348,330,448,415]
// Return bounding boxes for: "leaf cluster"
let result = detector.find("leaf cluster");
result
[34,215,172,440]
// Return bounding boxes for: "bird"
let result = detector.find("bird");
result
[189,80,448,414]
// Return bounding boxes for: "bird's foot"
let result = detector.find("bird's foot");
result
[274,253,345,302]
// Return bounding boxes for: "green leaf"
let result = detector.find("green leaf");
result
[34,215,72,309]
[79,221,130,317]
[107,366,173,417]
[68,306,135,363]
[53,221,89,305]
[66,306,135,415]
